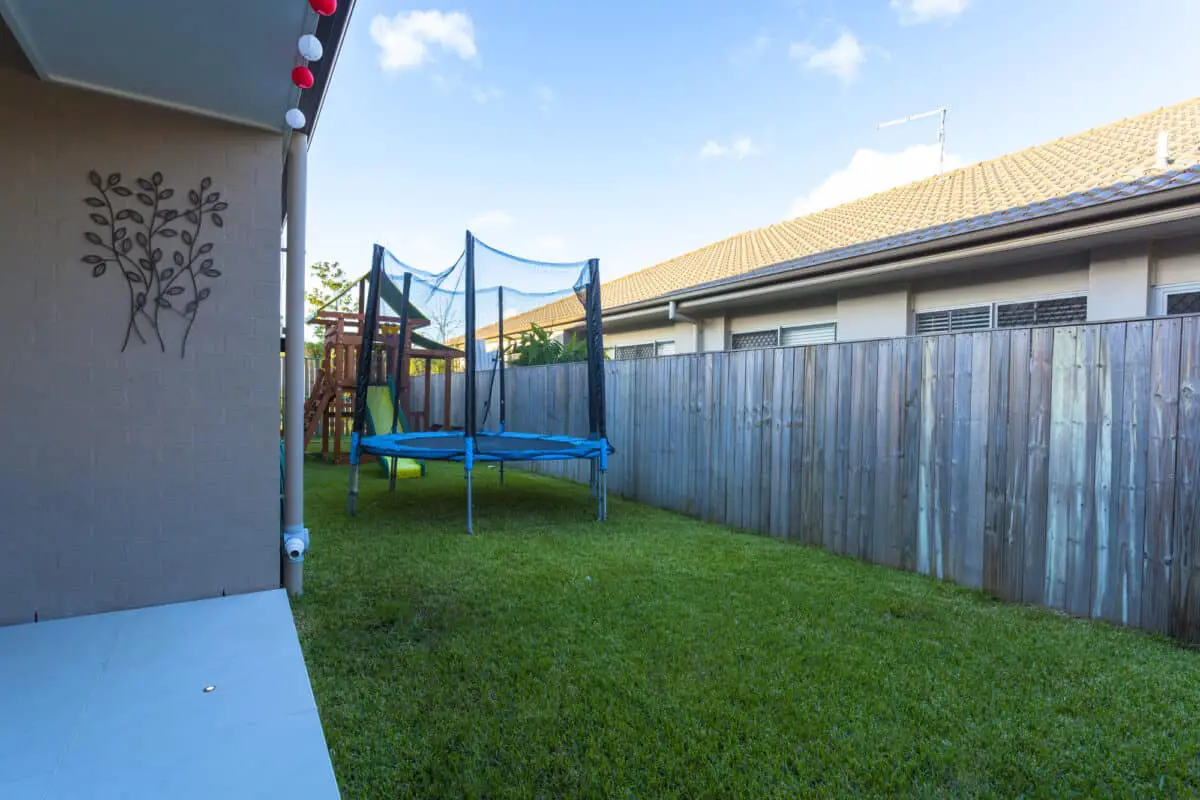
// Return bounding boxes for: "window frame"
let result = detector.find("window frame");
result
[610,339,676,360]
[1152,282,1200,316]
[914,291,1089,334]
[729,321,837,351]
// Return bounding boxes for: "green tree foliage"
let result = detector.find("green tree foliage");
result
[510,324,589,366]
[306,261,354,315]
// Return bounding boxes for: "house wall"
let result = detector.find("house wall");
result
[598,240,1200,352]
[700,316,729,353]
[605,325,676,348]
[1089,243,1151,320]
[0,64,282,624]
[728,301,838,333]
[837,286,911,341]
[1153,234,1200,287]
[910,254,1089,312]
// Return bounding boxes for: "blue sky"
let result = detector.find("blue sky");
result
[303,0,1200,284]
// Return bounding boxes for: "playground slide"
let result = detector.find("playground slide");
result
[365,385,424,480]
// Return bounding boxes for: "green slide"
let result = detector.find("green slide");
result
[365,385,424,480]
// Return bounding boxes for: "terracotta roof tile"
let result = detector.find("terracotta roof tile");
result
[481,96,1200,338]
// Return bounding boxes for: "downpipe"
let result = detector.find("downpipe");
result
[282,525,309,597]
[668,300,701,351]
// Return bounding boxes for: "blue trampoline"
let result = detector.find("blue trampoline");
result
[359,430,614,463]
[345,231,612,533]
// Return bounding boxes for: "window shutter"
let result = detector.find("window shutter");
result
[780,323,836,346]
[916,305,991,334]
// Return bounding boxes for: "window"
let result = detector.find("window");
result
[613,343,656,360]
[915,305,992,334]
[995,296,1087,328]
[1154,284,1200,316]
[612,339,675,360]
[915,295,1088,334]
[731,329,779,350]
[731,323,837,350]
[781,323,836,346]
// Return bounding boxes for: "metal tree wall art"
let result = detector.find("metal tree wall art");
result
[82,171,227,357]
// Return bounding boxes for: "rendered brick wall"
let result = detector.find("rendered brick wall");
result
[0,61,283,625]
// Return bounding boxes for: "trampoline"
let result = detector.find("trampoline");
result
[360,430,614,463]
[345,231,612,533]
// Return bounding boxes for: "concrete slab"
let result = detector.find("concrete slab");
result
[0,589,340,799]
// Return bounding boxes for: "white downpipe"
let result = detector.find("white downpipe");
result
[668,300,701,352]
[282,132,310,597]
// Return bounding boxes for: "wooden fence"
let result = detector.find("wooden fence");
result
[413,317,1200,642]
[280,356,319,400]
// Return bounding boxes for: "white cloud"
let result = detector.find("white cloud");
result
[699,136,759,160]
[535,85,557,114]
[471,86,504,104]
[890,0,970,24]
[369,10,477,71]
[788,143,964,217]
[470,210,514,229]
[789,32,865,84]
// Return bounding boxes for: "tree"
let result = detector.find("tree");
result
[510,323,589,366]
[425,295,462,344]
[306,261,353,315]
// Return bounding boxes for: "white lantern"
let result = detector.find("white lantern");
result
[298,34,324,62]
[285,108,306,130]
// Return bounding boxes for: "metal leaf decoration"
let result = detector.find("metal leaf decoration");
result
[82,171,226,356]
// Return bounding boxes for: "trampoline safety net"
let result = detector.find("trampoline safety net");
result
[345,231,611,533]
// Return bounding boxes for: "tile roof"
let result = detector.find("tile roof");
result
[485,95,1200,337]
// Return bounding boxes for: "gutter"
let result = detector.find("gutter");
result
[675,199,1200,313]
[605,182,1200,318]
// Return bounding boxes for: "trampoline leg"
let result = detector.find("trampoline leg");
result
[388,457,397,493]
[602,470,609,521]
[596,469,605,522]
[499,462,505,486]
[589,460,597,499]
[347,463,361,516]
[465,466,475,535]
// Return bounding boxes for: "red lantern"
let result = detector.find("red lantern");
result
[309,0,336,15]
[292,66,315,90]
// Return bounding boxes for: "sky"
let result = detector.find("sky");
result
[300,0,1200,287]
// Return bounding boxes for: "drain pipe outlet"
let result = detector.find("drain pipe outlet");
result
[282,526,309,596]
[284,530,309,561]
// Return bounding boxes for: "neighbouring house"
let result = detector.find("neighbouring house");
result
[492,96,1200,356]
[0,2,352,796]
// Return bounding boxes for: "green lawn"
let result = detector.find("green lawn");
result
[294,459,1200,798]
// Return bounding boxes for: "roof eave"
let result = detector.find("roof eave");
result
[281,0,356,224]
[607,181,1200,316]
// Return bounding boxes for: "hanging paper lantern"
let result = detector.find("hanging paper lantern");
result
[298,34,324,62]
[285,108,306,130]
[310,0,337,15]
[291,66,315,89]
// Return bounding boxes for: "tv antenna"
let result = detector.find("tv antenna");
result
[877,106,950,175]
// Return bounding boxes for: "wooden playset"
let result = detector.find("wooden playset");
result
[302,274,463,465]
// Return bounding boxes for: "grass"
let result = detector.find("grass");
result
[294,459,1200,798]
